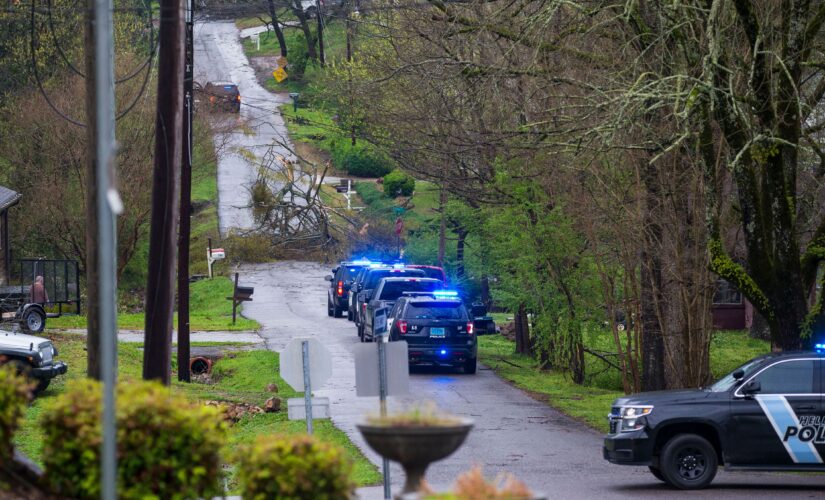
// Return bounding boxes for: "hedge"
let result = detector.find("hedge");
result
[383,169,416,197]
[0,365,32,462]
[42,379,226,499]
[235,434,354,500]
[330,141,393,178]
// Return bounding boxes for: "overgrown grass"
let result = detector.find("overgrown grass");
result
[478,330,771,433]
[14,334,381,490]
[48,277,259,331]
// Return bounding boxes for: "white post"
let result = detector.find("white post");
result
[302,340,313,434]
[378,332,390,499]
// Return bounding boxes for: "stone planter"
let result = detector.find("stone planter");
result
[357,418,474,496]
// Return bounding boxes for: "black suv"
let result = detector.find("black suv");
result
[604,351,825,489]
[354,267,425,337]
[385,293,477,373]
[325,261,369,318]
[362,277,443,342]
[203,82,241,113]
[348,265,384,322]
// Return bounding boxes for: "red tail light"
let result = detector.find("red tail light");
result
[466,322,474,335]
[236,95,241,101]
[337,280,344,297]
[398,320,408,334]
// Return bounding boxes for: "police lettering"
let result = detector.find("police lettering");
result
[784,417,825,443]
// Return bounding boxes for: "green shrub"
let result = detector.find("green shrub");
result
[225,231,273,264]
[330,141,393,177]
[383,169,416,197]
[0,365,32,461]
[235,434,355,500]
[42,379,226,499]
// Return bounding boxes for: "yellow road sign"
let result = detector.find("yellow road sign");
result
[273,67,288,83]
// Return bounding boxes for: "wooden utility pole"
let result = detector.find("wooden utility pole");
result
[83,0,101,380]
[316,0,325,66]
[144,0,185,385]
[177,0,194,383]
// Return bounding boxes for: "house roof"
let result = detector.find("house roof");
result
[0,186,22,212]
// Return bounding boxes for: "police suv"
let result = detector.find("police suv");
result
[604,351,825,489]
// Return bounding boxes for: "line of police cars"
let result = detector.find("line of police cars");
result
[324,259,490,374]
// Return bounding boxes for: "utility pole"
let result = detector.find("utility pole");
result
[144,0,185,385]
[345,0,356,146]
[85,0,119,494]
[316,0,325,66]
[83,0,101,381]
[177,0,194,383]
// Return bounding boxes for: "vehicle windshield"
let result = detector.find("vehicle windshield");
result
[378,280,441,301]
[707,357,766,392]
[365,269,424,289]
[406,302,467,320]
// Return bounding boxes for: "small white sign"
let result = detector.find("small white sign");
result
[280,337,332,392]
[287,397,331,420]
[354,341,410,397]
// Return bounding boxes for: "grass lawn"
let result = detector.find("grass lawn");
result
[14,333,381,490]
[478,330,771,433]
[47,277,259,331]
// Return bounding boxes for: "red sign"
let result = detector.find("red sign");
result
[395,217,403,235]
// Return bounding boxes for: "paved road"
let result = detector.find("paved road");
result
[194,20,296,236]
[240,261,825,499]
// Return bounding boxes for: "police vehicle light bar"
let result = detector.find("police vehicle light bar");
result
[433,290,459,297]
[816,343,825,351]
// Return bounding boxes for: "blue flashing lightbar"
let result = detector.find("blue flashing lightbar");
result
[392,263,405,269]
[439,349,448,356]
[816,343,825,350]
[351,258,372,265]
[369,263,385,268]
[433,290,459,297]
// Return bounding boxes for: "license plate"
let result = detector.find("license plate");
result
[430,327,445,338]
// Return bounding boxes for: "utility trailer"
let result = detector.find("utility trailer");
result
[0,259,81,333]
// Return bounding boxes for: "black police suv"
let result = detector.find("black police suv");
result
[325,261,370,318]
[604,351,825,489]
[354,267,425,337]
[361,277,443,342]
[348,265,383,322]
[386,293,477,374]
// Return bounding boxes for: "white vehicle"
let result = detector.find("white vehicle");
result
[0,330,67,394]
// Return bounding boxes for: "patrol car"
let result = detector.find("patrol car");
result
[604,351,825,489]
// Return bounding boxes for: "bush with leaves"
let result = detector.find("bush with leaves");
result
[330,141,393,177]
[235,434,354,500]
[42,379,226,499]
[383,170,416,197]
[0,365,32,462]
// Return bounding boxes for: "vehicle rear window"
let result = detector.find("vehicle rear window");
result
[413,267,445,281]
[338,266,364,281]
[378,280,441,301]
[365,269,424,289]
[405,302,467,320]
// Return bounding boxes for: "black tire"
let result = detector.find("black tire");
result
[327,297,334,317]
[659,434,718,490]
[334,304,343,318]
[648,466,666,482]
[464,358,477,374]
[34,378,50,394]
[22,308,46,334]
[358,323,365,342]
[347,308,353,321]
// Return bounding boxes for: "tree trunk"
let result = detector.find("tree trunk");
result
[291,0,317,61]
[640,161,665,391]
[514,302,531,355]
[266,0,287,58]
[455,226,466,279]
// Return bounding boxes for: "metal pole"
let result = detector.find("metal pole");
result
[178,0,194,383]
[378,336,390,499]
[302,340,313,434]
[94,0,118,493]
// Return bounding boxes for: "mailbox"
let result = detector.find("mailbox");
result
[235,286,254,301]
[210,248,225,259]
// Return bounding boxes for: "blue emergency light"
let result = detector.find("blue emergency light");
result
[352,258,372,265]
[816,343,825,352]
[433,290,459,298]
[439,349,448,356]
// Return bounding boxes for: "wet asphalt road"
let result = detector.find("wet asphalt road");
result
[194,20,297,235]
[239,261,825,499]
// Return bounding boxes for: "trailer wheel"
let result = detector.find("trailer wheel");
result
[22,308,46,334]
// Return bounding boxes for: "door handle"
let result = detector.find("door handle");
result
[796,405,817,410]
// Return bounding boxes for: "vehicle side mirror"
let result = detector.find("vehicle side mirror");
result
[733,369,745,380]
[743,379,761,395]
[324,275,333,282]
